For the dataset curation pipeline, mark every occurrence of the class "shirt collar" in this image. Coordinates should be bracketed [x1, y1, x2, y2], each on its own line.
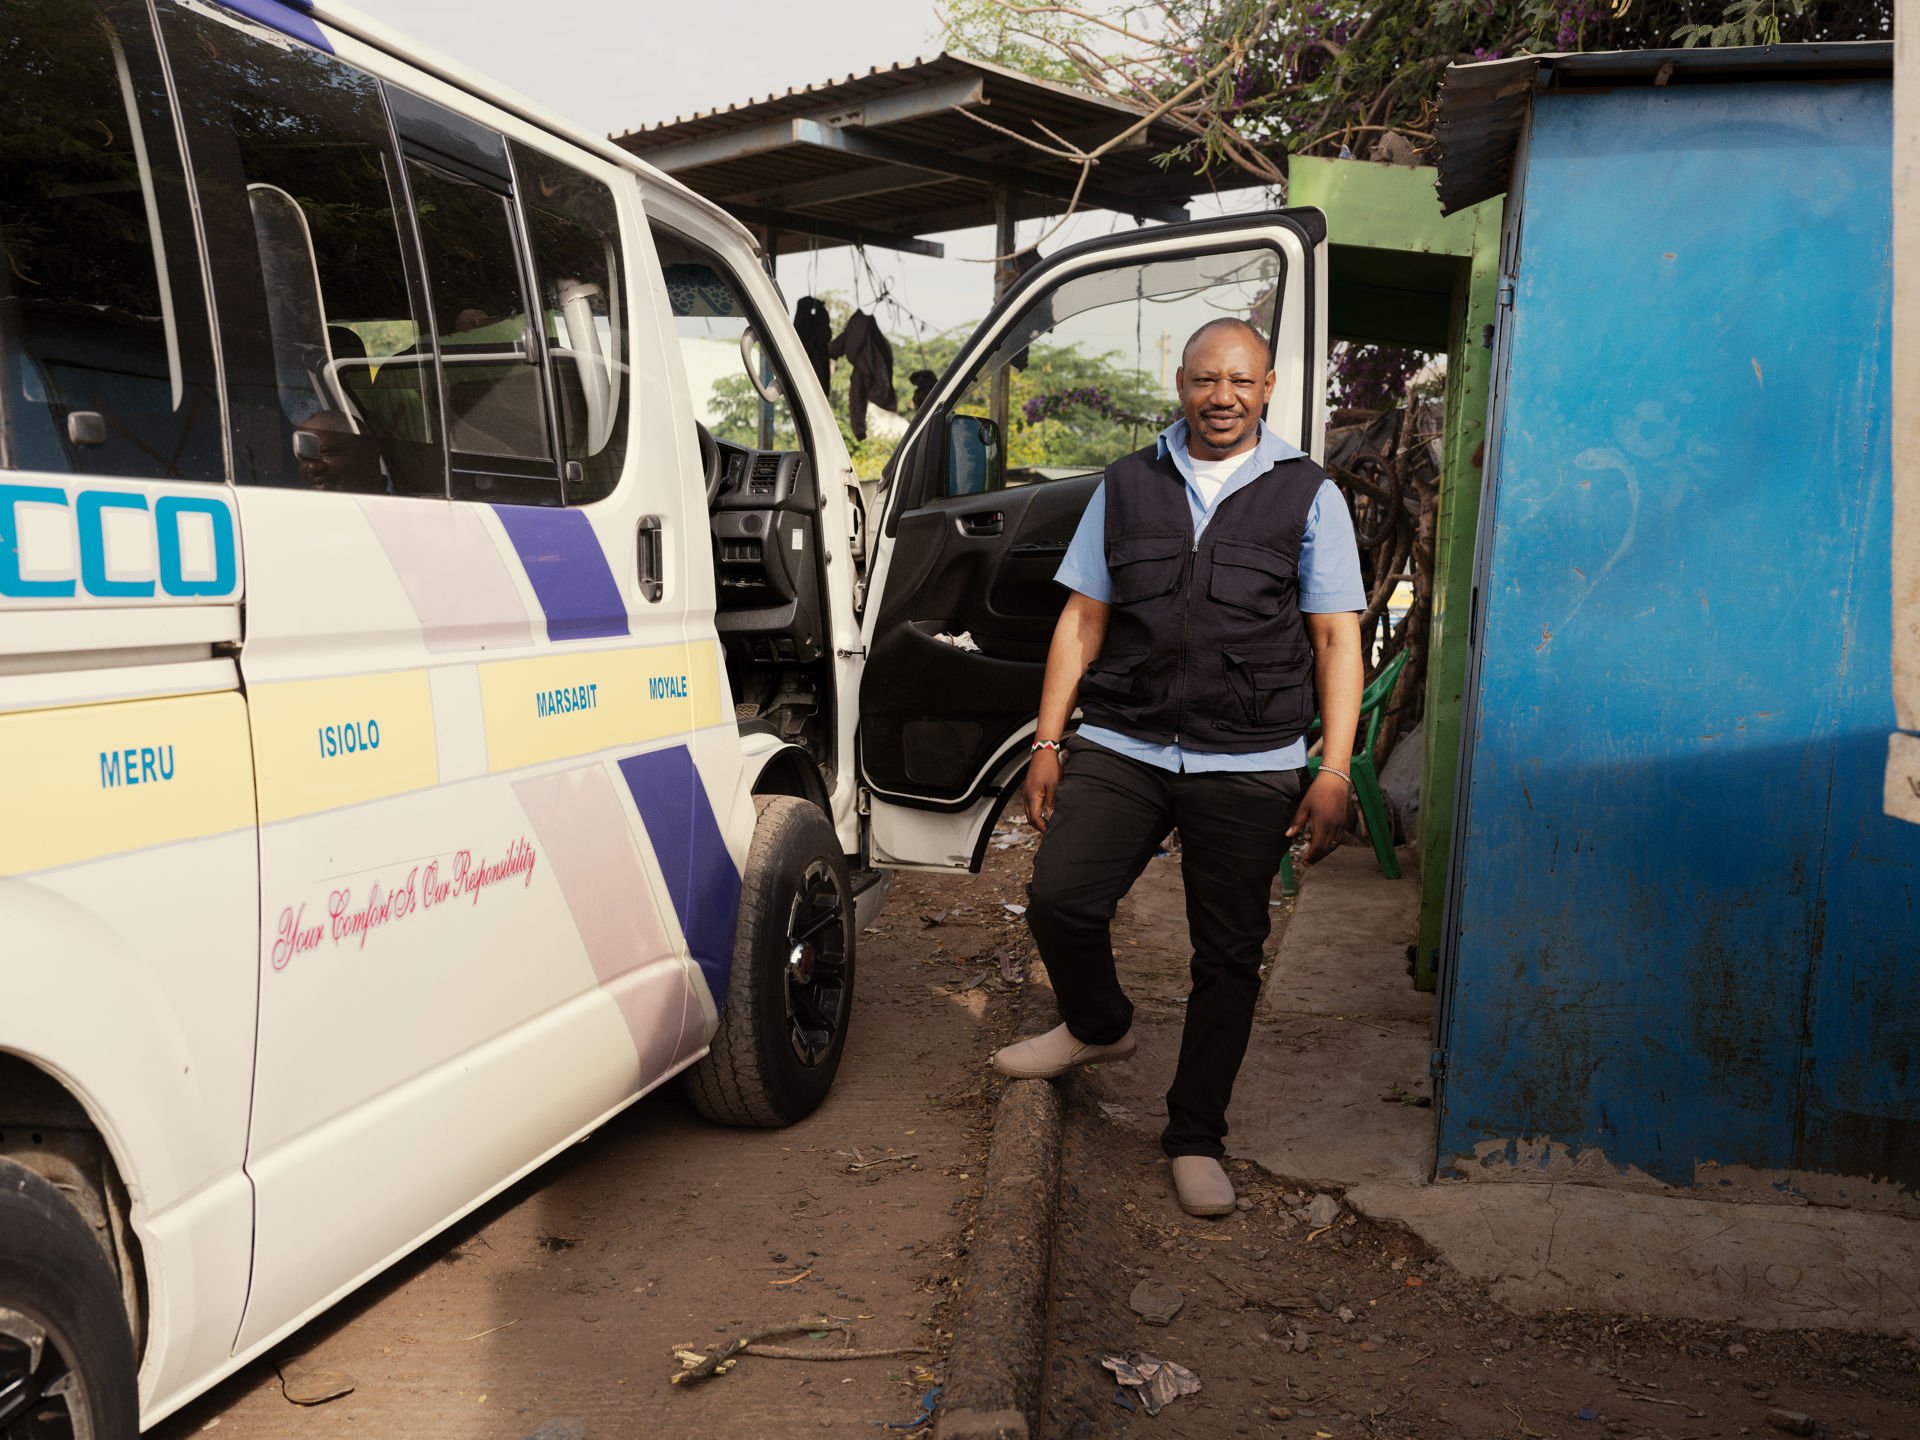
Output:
[1157, 417, 1303, 471]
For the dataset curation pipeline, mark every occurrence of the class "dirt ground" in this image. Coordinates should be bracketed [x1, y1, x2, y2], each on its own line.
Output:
[150, 817, 1920, 1440]
[152, 834, 1045, 1440]
[1037, 841, 1920, 1440]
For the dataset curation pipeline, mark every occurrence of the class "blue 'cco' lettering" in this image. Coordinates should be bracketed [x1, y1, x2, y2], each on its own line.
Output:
[100, 745, 176, 788]
[648, 675, 688, 700]
[317, 719, 382, 758]
[536, 683, 599, 718]
[0, 485, 237, 600]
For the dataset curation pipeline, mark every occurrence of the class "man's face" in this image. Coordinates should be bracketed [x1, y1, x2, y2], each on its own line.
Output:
[1176, 328, 1276, 459]
[295, 419, 380, 491]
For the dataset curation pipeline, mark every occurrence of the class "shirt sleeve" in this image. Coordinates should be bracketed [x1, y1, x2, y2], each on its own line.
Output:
[1298, 479, 1367, 613]
[1052, 482, 1112, 603]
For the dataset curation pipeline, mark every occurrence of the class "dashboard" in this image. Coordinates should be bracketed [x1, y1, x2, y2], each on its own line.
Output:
[709, 441, 825, 664]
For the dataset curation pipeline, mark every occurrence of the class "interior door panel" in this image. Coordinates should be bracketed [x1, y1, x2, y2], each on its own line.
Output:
[860, 474, 1101, 800]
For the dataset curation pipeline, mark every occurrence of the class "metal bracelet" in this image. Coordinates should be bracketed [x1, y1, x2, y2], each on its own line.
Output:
[1317, 764, 1353, 788]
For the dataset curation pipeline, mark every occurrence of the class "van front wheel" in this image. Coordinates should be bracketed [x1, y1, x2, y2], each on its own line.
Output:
[685, 796, 855, 1127]
[0, 1158, 139, 1440]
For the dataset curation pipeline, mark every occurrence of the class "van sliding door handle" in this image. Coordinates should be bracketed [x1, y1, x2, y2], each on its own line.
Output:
[956, 510, 1004, 538]
[637, 515, 665, 603]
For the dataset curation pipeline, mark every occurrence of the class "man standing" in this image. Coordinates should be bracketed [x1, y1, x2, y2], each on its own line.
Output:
[992, 318, 1365, 1218]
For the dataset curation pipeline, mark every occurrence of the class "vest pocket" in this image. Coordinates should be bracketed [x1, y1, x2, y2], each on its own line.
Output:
[1221, 642, 1309, 727]
[1107, 535, 1187, 603]
[1079, 649, 1149, 707]
[1208, 538, 1295, 616]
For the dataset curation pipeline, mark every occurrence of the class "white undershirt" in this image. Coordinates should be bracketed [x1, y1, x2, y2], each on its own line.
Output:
[1187, 452, 1246, 508]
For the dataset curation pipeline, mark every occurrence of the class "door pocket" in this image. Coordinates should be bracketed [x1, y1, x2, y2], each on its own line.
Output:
[1208, 538, 1295, 616]
[1107, 535, 1187, 604]
[1078, 649, 1149, 707]
[1221, 643, 1309, 726]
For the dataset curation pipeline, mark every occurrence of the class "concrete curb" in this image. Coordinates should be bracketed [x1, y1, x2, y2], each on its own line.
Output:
[936, 991, 1064, 1440]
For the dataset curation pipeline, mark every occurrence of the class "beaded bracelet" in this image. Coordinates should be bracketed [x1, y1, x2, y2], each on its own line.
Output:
[1317, 765, 1353, 788]
[1031, 739, 1064, 754]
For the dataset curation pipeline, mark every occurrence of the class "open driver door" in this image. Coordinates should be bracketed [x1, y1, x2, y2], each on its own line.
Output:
[856, 212, 1328, 869]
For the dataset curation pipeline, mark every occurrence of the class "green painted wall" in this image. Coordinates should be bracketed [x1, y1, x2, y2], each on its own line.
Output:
[1289, 157, 1503, 991]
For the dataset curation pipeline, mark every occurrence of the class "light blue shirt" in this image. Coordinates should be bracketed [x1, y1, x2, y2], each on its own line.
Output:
[1054, 418, 1366, 773]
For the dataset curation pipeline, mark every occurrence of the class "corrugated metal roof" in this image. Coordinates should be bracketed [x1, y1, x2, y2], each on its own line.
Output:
[613, 53, 1275, 254]
[1435, 42, 1893, 215]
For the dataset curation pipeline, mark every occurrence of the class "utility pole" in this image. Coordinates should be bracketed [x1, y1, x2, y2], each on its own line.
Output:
[989, 186, 1015, 449]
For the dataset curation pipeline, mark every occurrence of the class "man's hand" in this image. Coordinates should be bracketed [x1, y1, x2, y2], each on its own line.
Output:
[1024, 748, 1064, 831]
[1286, 771, 1351, 865]
[1022, 592, 1109, 835]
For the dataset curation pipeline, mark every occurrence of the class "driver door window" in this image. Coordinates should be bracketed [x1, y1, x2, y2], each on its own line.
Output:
[935, 247, 1285, 497]
[653, 230, 802, 453]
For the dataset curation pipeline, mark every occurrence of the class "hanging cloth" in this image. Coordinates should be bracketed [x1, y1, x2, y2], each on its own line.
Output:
[828, 310, 896, 441]
[793, 296, 832, 391]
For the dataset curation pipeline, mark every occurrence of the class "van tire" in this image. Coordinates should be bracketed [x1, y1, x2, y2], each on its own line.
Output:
[0, 1158, 139, 1440]
[685, 796, 854, 1127]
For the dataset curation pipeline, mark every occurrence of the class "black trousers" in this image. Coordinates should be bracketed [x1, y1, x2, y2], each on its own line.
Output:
[1025, 740, 1303, 1159]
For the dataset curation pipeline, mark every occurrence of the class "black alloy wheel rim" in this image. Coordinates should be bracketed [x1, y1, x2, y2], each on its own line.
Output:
[783, 859, 849, 1067]
[0, 1308, 90, 1440]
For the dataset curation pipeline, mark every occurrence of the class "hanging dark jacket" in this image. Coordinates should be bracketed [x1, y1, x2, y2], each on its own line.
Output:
[828, 310, 896, 441]
[1077, 443, 1326, 753]
[793, 296, 832, 391]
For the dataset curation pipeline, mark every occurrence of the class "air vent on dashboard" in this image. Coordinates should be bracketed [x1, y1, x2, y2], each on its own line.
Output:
[747, 454, 782, 498]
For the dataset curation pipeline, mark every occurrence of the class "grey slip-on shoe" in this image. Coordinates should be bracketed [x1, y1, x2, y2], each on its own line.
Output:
[1170, 1155, 1236, 1217]
[991, 1023, 1137, 1079]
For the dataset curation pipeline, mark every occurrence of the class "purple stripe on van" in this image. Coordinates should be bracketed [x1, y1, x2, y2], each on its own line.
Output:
[211, 0, 331, 49]
[491, 506, 630, 643]
[617, 747, 741, 1005]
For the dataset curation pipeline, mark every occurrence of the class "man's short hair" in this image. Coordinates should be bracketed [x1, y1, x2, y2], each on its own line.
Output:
[1181, 317, 1272, 367]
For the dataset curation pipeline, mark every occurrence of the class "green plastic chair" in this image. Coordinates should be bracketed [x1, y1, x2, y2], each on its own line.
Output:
[1280, 646, 1409, 896]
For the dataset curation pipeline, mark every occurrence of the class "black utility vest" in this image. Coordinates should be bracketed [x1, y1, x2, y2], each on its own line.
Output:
[1078, 443, 1324, 754]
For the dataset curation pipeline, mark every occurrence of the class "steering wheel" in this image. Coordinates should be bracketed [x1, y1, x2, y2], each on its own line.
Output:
[696, 420, 722, 507]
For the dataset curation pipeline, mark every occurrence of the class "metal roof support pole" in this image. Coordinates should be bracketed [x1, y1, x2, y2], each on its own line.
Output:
[990, 185, 1015, 447]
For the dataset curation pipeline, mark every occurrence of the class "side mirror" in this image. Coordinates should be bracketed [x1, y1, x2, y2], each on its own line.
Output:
[292, 429, 324, 462]
[739, 327, 784, 405]
[946, 413, 1001, 496]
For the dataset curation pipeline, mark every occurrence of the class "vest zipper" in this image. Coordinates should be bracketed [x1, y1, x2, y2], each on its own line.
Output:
[1171, 537, 1199, 746]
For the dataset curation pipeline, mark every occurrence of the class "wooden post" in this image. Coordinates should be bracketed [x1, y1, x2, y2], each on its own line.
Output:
[989, 187, 1015, 446]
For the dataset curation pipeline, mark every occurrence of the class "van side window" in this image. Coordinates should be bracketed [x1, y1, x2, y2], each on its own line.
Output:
[385, 89, 558, 507]
[513, 144, 628, 505]
[0, 0, 223, 480]
[158, 0, 445, 495]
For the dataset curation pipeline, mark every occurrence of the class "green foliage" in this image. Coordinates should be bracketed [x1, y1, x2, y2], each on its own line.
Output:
[1672, 0, 1813, 46]
[936, 0, 1098, 82]
[943, 0, 1892, 180]
[964, 344, 1172, 471]
[708, 302, 1177, 480]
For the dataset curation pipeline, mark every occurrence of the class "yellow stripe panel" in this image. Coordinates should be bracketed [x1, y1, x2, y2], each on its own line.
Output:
[688, 640, 724, 729]
[479, 639, 725, 773]
[249, 671, 439, 823]
[0, 691, 256, 874]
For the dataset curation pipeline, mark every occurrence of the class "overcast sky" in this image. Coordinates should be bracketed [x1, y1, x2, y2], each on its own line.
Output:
[371, 0, 1258, 333]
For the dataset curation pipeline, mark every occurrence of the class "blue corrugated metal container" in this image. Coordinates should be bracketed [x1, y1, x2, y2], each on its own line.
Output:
[1433, 46, 1917, 1213]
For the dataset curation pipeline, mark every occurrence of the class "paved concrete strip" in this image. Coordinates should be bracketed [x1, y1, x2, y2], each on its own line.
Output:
[1347, 1180, 1920, 1338]
[1260, 846, 1424, 1021]
[1233, 845, 1435, 1187]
